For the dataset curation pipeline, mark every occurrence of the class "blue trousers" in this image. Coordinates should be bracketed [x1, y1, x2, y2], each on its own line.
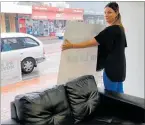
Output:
[103, 71, 124, 93]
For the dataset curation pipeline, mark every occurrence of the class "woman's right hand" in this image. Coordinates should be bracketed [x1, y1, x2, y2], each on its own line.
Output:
[62, 39, 73, 51]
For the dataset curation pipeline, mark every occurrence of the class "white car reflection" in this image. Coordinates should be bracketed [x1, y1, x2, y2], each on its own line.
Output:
[1, 33, 46, 74]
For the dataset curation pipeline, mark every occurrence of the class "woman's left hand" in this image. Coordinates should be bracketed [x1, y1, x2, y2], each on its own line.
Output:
[62, 39, 73, 51]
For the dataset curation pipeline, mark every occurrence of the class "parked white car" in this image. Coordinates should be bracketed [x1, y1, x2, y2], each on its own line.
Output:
[55, 29, 65, 39]
[1, 33, 46, 74]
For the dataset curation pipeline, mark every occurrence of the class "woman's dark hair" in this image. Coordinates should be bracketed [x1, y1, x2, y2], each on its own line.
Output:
[105, 2, 119, 13]
[105, 2, 124, 31]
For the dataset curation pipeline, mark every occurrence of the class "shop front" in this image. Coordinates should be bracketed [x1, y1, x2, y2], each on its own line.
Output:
[0, 13, 18, 33]
[23, 6, 84, 37]
[83, 14, 105, 25]
[1, 2, 32, 33]
[83, 10, 105, 25]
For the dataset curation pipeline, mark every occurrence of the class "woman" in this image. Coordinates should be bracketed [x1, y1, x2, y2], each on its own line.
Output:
[62, 2, 127, 93]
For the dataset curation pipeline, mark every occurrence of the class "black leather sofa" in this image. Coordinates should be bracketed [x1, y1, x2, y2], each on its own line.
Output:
[2, 75, 145, 125]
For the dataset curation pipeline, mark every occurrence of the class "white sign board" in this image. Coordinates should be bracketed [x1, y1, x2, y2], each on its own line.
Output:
[1, 53, 22, 86]
[57, 21, 105, 85]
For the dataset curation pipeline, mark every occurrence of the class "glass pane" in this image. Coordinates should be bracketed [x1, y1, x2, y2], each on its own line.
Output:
[1, 38, 24, 51]
[24, 37, 39, 47]
[1, 39, 12, 52]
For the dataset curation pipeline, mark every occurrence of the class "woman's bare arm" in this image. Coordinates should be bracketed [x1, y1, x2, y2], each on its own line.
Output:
[62, 38, 99, 50]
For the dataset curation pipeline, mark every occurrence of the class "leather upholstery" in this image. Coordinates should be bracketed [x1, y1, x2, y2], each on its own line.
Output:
[65, 75, 100, 123]
[14, 85, 73, 125]
[2, 75, 144, 125]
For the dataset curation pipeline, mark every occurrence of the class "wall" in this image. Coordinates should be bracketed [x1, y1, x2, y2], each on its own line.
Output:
[9, 14, 16, 32]
[1, 2, 32, 14]
[0, 13, 16, 33]
[118, 2, 144, 98]
[0, 14, 6, 32]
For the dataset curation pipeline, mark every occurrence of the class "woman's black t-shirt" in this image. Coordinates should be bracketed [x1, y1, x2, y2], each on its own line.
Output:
[94, 25, 127, 82]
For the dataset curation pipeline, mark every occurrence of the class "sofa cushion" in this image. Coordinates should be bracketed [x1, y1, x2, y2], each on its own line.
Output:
[14, 85, 74, 125]
[65, 75, 100, 124]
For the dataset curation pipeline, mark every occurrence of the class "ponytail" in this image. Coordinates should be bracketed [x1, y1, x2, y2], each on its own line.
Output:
[114, 13, 125, 32]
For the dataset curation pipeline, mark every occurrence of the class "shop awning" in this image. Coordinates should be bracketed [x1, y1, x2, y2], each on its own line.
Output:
[31, 6, 84, 20]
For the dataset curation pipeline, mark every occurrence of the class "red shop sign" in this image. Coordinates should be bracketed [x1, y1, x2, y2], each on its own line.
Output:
[32, 11, 83, 20]
[32, 5, 84, 14]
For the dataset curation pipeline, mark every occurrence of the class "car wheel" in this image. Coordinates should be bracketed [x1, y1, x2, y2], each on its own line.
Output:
[21, 58, 35, 74]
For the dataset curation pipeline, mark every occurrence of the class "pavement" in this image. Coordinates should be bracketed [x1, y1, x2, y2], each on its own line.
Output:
[37, 36, 58, 40]
[37, 36, 62, 44]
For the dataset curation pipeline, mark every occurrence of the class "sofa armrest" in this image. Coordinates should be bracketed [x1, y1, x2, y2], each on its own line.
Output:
[98, 87, 145, 123]
[98, 87, 145, 109]
[11, 101, 19, 120]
